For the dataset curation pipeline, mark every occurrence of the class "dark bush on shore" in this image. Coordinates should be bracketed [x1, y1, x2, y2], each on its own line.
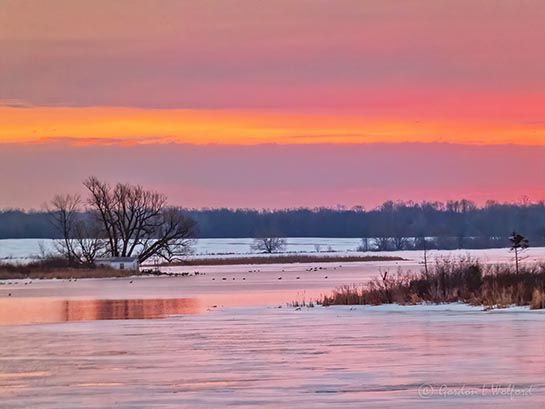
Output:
[0, 257, 140, 279]
[0, 256, 73, 278]
[320, 257, 545, 309]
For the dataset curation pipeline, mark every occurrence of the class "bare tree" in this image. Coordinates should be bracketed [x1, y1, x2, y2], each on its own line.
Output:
[50, 194, 79, 264]
[49, 194, 106, 265]
[357, 238, 370, 252]
[136, 208, 196, 263]
[392, 235, 408, 251]
[374, 236, 392, 251]
[419, 237, 430, 279]
[252, 236, 287, 254]
[509, 231, 529, 274]
[83, 177, 196, 263]
[50, 178, 196, 265]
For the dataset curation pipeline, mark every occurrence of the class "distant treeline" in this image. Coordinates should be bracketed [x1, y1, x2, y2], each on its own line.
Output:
[1, 200, 544, 249]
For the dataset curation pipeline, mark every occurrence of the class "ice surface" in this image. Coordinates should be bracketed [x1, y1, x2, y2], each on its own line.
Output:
[1, 305, 544, 408]
[1, 246, 545, 408]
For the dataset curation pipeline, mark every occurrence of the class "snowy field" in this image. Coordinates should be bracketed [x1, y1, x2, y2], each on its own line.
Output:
[1, 237, 362, 262]
[3, 237, 545, 265]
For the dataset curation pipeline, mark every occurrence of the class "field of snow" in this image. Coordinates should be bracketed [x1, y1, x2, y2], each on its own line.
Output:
[3, 237, 545, 266]
[0, 238, 364, 263]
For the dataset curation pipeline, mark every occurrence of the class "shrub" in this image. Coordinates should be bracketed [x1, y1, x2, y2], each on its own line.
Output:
[319, 257, 545, 309]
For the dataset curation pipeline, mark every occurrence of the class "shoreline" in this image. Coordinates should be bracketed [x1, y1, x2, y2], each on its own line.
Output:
[0, 254, 405, 280]
[161, 254, 405, 266]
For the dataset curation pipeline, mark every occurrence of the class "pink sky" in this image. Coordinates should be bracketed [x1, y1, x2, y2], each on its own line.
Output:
[1, 1, 544, 208]
[0, 142, 543, 210]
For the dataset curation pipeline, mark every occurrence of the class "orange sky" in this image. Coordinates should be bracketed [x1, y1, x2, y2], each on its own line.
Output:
[2, 106, 545, 146]
[1, 1, 545, 208]
[2, 1, 545, 148]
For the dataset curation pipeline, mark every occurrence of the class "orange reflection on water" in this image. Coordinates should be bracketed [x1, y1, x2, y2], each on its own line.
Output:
[0, 298, 201, 325]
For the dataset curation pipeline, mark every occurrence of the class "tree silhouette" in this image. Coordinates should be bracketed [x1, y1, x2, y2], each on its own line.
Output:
[50, 177, 196, 264]
[252, 236, 286, 253]
[509, 231, 529, 274]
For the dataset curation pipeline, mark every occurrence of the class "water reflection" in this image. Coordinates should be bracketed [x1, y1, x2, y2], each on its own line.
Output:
[0, 298, 201, 325]
[2, 306, 545, 408]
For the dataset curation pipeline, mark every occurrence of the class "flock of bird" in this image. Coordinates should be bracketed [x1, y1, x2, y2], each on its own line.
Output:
[2, 264, 344, 297]
[209, 264, 343, 282]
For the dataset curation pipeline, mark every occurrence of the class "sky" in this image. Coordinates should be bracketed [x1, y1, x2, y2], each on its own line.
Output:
[1, 0, 544, 209]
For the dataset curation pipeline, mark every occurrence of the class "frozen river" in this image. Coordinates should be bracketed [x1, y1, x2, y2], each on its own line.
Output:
[1, 250, 545, 408]
[1, 302, 543, 408]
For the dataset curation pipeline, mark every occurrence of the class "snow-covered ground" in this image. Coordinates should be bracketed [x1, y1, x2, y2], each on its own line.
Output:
[0, 237, 362, 262]
[2, 237, 545, 265]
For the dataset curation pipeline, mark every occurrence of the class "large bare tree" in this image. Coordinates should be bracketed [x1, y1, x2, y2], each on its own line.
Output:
[83, 177, 196, 263]
[50, 177, 196, 264]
